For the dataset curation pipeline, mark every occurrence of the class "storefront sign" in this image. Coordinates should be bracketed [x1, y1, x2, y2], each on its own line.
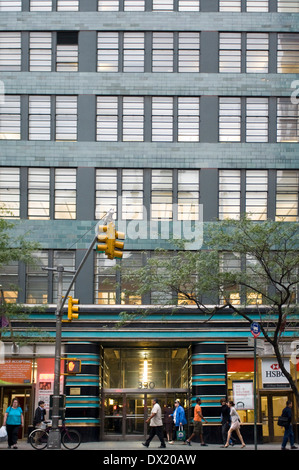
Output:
[0, 359, 32, 384]
[232, 380, 254, 409]
[262, 358, 290, 389]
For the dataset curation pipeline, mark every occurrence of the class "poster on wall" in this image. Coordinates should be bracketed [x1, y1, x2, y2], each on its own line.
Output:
[0, 359, 32, 385]
[232, 380, 254, 409]
[262, 358, 290, 389]
[36, 358, 64, 412]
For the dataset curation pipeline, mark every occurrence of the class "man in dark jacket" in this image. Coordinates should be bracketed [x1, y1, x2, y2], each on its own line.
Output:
[281, 400, 297, 450]
[33, 401, 47, 428]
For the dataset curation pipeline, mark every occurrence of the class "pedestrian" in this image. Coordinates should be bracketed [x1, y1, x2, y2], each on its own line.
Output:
[184, 397, 208, 446]
[220, 398, 236, 447]
[3, 398, 24, 449]
[33, 400, 47, 428]
[142, 398, 166, 448]
[224, 401, 245, 448]
[163, 403, 173, 442]
[168, 399, 187, 444]
[281, 400, 297, 450]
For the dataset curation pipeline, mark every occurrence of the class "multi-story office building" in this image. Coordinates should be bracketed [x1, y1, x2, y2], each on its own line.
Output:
[0, 0, 298, 443]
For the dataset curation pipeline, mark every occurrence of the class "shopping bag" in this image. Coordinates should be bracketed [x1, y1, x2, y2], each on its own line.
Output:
[0, 425, 7, 442]
[176, 426, 186, 441]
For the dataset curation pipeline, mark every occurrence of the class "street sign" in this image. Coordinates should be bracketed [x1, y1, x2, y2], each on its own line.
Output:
[251, 322, 261, 338]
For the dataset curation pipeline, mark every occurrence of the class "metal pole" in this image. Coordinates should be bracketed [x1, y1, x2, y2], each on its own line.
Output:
[47, 265, 64, 449]
[254, 336, 257, 450]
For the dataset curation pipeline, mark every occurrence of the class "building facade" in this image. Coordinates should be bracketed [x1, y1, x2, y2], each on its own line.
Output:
[0, 0, 299, 443]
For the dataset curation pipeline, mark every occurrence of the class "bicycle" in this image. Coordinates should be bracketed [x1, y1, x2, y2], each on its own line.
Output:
[29, 420, 81, 450]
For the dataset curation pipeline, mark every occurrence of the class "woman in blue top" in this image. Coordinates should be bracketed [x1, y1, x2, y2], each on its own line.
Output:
[3, 398, 24, 449]
[169, 400, 187, 444]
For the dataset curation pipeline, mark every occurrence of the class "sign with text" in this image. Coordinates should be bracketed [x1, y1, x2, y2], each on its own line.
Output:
[232, 380, 254, 409]
[262, 358, 290, 389]
[0, 359, 32, 385]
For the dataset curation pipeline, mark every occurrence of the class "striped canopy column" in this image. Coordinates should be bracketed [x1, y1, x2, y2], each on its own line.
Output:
[191, 342, 227, 422]
[64, 342, 100, 434]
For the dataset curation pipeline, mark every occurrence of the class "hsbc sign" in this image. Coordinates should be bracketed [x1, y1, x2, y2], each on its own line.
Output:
[262, 359, 290, 389]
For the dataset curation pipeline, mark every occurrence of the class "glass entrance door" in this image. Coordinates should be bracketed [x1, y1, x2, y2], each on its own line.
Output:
[260, 392, 292, 442]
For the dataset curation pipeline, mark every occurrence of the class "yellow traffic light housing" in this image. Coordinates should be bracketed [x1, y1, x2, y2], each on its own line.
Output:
[97, 221, 125, 260]
[65, 358, 81, 375]
[67, 296, 79, 321]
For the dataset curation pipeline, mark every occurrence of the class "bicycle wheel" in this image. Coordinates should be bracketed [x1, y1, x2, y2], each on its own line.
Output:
[29, 429, 49, 450]
[61, 429, 81, 450]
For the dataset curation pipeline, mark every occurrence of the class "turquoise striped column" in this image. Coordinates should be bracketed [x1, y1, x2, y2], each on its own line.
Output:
[64, 342, 100, 433]
[191, 342, 227, 423]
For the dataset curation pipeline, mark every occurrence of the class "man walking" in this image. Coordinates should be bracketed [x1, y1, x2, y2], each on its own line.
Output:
[281, 400, 297, 450]
[184, 398, 208, 446]
[142, 398, 166, 448]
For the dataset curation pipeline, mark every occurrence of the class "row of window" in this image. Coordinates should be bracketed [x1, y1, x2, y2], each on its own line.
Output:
[1, 31, 299, 73]
[1, 167, 298, 221]
[1, 95, 298, 143]
[1, 248, 297, 306]
[1, 0, 298, 12]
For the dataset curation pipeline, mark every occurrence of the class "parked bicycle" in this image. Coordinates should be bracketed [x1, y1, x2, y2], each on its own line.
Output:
[29, 420, 81, 450]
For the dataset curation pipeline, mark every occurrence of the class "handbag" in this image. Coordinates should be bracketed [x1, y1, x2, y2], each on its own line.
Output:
[176, 425, 186, 441]
[277, 415, 289, 427]
[0, 425, 8, 442]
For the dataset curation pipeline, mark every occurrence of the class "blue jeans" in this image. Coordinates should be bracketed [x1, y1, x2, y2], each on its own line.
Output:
[282, 425, 295, 449]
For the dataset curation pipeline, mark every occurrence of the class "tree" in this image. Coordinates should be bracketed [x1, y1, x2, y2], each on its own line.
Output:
[0, 210, 44, 347]
[120, 217, 299, 406]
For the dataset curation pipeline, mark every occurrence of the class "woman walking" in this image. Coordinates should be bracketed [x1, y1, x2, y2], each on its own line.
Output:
[224, 401, 245, 448]
[3, 398, 24, 449]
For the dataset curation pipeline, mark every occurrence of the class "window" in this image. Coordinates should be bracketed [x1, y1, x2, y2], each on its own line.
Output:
[219, 170, 241, 220]
[0, 95, 21, 140]
[152, 33, 174, 72]
[124, 0, 145, 10]
[245, 170, 268, 220]
[0, 167, 20, 218]
[152, 97, 173, 142]
[219, 33, 242, 73]
[151, 169, 173, 220]
[178, 97, 200, 142]
[120, 252, 143, 304]
[220, 252, 241, 305]
[152, 0, 173, 10]
[30, 0, 52, 10]
[55, 96, 77, 141]
[219, 0, 241, 11]
[0, 261, 18, 303]
[57, 0, 79, 10]
[123, 32, 144, 72]
[178, 32, 200, 72]
[54, 168, 76, 219]
[26, 251, 49, 304]
[246, 97, 268, 142]
[122, 169, 144, 220]
[97, 32, 119, 72]
[122, 96, 144, 141]
[96, 96, 118, 141]
[29, 32, 52, 72]
[0, 32, 21, 72]
[29, 96, 51, 140]
[277, 97, 299, 143]
[246, 33, 269, 73]
[56, 32, 78, 72]
[246, 0, 268, 11]
[278, 0, 299, 12]
[219, 97, 241, 142]
[178, 170, 200, 220]
[94, 253, 116, 304]
[98, 0, 119, 10]
[178, 0, 200, 10]
[28, 168, 50, 219]
[276, 170, 299, 221]
[0, 0, 22, 10]
[52, 251, 75, 302]
[95, 169, 117, 220]
[277, 34, 299, 73]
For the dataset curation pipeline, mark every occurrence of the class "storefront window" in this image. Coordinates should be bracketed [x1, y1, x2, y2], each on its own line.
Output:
[227, 358, 255, 424]
[103, 348, 188, 389]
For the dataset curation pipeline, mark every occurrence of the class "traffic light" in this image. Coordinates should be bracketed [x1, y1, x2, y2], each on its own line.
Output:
[97, 222, 125, 260]
[65, 359, 81, 375]
[67, 296, 79, 321]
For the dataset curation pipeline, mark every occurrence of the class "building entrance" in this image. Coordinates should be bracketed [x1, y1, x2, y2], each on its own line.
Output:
[260, 391, 293, 442]
[0, 386, 32, 438]
[101, 391, 189, 440]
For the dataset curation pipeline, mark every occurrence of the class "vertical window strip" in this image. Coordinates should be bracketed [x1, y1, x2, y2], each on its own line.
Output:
[246, 97, 268, 143]
[53, 251, 75, 302]
[178, 169, 200, 220]
[123, 32, 145, 72]
[30, 0, 53, 11]
[152, 32, 174, 72]
[26, 251, 49, 304]
[151, 169, 173, 220]
[54, 168, 76, 219]
[56, 0, 79, 10]
[95, 168, 118, 220]
[55, 96, 77, 141]
[0, 261, 18, 302]
[122, 169, 144, 220]
[0, 95, 21, 140]
[219, 97, 241, 142]
[219, 170, 241, 220]
[0, 0, 22, 10]
[178, 32, 200, 72]
[29, 32, 52, 72]
[152, 0, 174, 10]
[152, 97, 173, 142]
[219, 0, 241, 12]
[246, 0, 268, 11]
[178, 97, 200, 142]
[28, 168, 50, 219]
[97, 32, 119, 72]
[0, 167, 20, 218]
[94, 253, 117, 304]
[276, 170, 299, 221]
[277, 0, 299, 12]
[277, 97, 299, 143]
[124, 0, 145, 11]
[98, 0, 119, 10]
[277, 33, 299, 73]
[122, 96, 144, 141]
[219, 33, 242, 73]
[246, 33, 269, 73]
[96, 96, 118, 141]
[29, 95, 51, 140]
[0, 32, 21, 72]
[178, 0, 200, 11]
[245, 170, 268, 220]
